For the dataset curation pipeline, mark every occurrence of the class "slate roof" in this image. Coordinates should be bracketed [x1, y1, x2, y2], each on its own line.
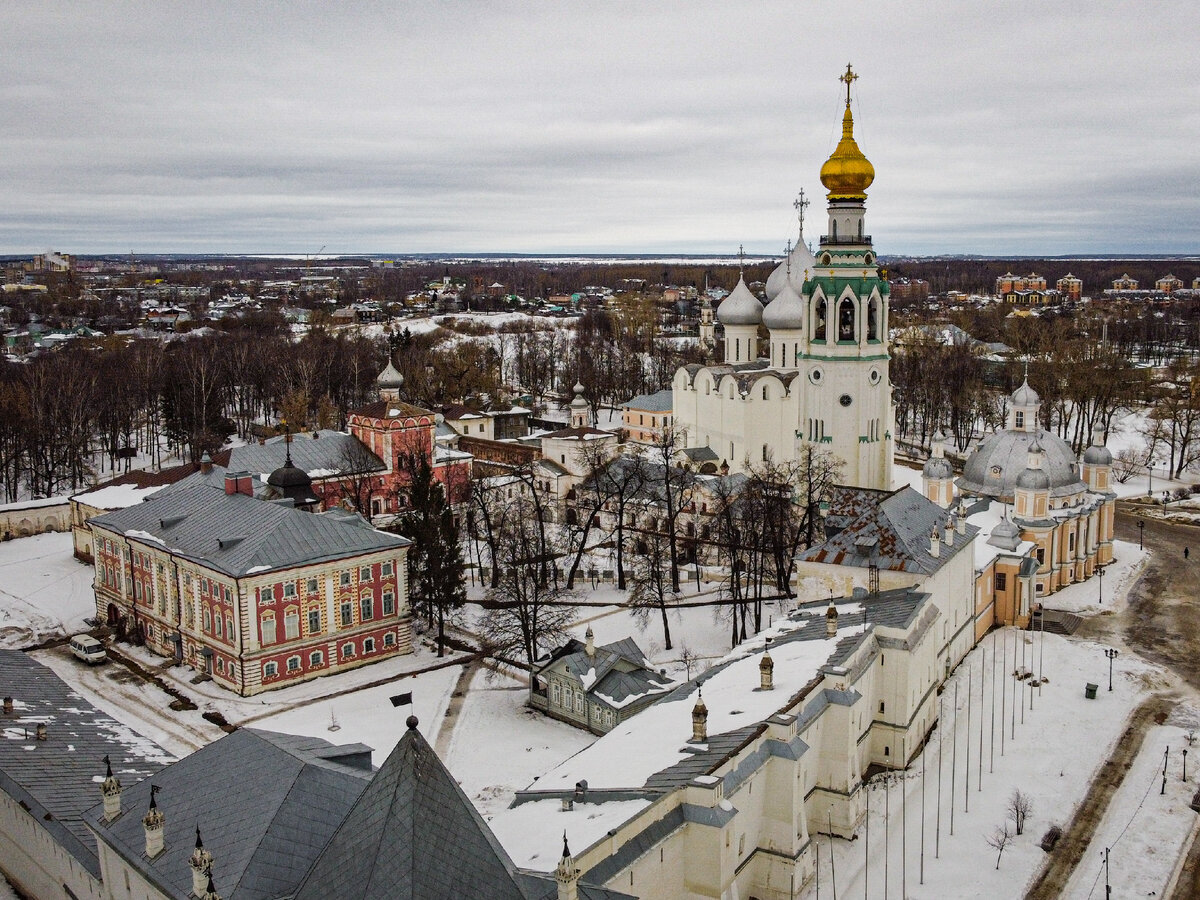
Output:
[293, 721, 630, 900]
[74, 452, 234, 496]
[0, 650, 171, 877]
[541, 637, 674, 708]
[83, 729, 373, 899]
[800, 486, 977, 575]
[230, 430, 385, 478]
[90, 482, 409, 578]
[622, 389, 673, 412]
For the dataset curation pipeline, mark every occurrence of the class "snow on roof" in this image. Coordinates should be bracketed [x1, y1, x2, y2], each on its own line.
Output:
[72, 482, 164, 510]
[0, 495, 71, 512]
[966, 500, 1036, 570]
[488, 798, 652, 873]
[532, 612, 866, 793]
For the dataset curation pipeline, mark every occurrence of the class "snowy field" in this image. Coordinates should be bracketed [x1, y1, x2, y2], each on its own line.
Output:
[801, 630, 1192, 899]
[0, 532, 95, 648]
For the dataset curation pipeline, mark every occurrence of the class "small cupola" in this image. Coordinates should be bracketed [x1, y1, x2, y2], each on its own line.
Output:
[376, 360, 404, 403]
[690, 690, 708, 743]
[101, 754, 122, 821]
[189, 827, 214, 896]
[201, 873, 223, 900]
[759, 639, 775, 690]
[142, 785, 165, 858]
[569, 382, 590, 429]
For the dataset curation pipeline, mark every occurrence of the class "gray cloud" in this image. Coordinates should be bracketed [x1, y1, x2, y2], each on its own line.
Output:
[2, 1, 1198, 255]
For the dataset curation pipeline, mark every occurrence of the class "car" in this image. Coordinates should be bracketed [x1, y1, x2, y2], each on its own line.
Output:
[69, 634, 106, 665]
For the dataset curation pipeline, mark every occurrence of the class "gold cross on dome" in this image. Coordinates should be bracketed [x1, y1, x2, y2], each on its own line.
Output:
[840, 63, 858, 106]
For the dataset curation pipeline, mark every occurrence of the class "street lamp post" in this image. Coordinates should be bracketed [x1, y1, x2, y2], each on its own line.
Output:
[1098, 566, 1104, 605]
[1137, 519, 1145, 551]
[1105, 647, 1119, 691]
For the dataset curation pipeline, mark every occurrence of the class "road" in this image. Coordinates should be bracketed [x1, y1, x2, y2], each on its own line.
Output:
[1075, 503, 1200, 900]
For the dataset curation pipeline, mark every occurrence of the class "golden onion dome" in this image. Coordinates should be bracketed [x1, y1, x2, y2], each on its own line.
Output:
[819, 103, 875, 200]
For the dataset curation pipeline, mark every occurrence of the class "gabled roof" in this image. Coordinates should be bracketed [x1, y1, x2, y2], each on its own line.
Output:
[231, 431, 385, 479]
[351, 399, 433, 421]
[0, 651, 171, 878]
[622, 389, 673, 412]
[294, 722, 627, 899]
[540, 637, 674, 708]
[90, 482, 408, 578]
[800, 486, 977, 575]
[84, 729, 372, 899]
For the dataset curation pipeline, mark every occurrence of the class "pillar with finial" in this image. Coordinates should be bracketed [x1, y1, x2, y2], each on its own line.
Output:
[555, 832, 581, 900]
[584, 625, 595, 659]
[201, 873, 223, 900]
[691, 689, 708, 743]
[759, 639, 774, 691]
[142, 784, 165, 858]
[189, 827, 214, 896]
[826, 598, 839, 637]
[101, 754, 122, 821]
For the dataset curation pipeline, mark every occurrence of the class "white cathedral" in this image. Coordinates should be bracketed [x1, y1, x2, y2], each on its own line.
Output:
[673, 68, 893, 491]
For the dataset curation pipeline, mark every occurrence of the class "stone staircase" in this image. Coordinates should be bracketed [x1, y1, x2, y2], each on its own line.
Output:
[1036, 609, 1084, 636]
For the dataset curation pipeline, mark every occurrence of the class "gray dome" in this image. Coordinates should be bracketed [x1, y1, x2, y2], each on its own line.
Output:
[1015, 466, 1050, 491]
[959, 428, 1086, 501]
[1083, 444, 1113, 466]
[1011, 378, 1039, 407]
[376, 360, 404, 389]
[762, 281, 806, 331]
[717, 276, 764, 326]
[923, 456, 954, 480]
[765, 240, 818, 301]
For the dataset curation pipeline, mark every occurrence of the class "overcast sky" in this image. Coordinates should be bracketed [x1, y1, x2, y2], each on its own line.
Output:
[3, 2, 1198, 256]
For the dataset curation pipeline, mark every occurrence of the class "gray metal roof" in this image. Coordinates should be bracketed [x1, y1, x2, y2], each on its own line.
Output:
[293, 722, 628, 899]
[544, 637, 673, 708]
[959, 427, 1086, 501]
[800, 486, 977, 576]
[622, 389, 673, 412]
[83, 729, 373, 900]
[0, 651, 172, 877]
[230, 431, 385, 479]
[90, 482, 408, 578]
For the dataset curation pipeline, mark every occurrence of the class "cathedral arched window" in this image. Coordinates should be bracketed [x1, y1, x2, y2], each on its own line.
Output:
[831, 220, 838, 240]
[762, 384, 769, 401]
[867, 297, 879, 341]
[838, 298, 856, 342]
[814, 297, 827, 341]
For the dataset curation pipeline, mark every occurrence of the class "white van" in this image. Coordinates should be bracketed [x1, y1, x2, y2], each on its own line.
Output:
[69, 635, 106, 665]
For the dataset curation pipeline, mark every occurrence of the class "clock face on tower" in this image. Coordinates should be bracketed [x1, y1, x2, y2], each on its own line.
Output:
[839, 394, 853, 408]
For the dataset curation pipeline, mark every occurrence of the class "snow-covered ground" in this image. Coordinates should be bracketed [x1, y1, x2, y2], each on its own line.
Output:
[0, 532, 95, 648]
[801, 630, 1190, 899]
[1040, 539, 1148, 615]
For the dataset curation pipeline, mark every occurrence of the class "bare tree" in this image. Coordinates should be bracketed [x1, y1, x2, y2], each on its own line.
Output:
[628, 526, 679, 650]
[986, 823, 1013, 869]
[333, 436, 385, 513]
[1008, 789, 1033, 836]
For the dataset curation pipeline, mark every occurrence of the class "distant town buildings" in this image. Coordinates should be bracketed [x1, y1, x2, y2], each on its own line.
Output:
[995, 272, 1046, 294]
[1055, 272, 1083, 301]
[1156, 273, 1184, 293]
[1112, 273, 1139, 290]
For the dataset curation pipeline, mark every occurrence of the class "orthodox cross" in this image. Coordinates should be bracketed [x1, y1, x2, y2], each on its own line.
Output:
[785, 239, 793, 276]
[738, 243, 745, 277]
[840, 63, 858, 106]
[793, 189, 810, 236]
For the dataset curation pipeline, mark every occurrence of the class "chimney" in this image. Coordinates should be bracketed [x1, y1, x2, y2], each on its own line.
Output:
[691, 691, 708, 743]
[3, 696, 13, 715]
[826, 600, 839, 637]
[555, 833, 580, 900]
[943, 519, 954, 546]
[199, 452, 213, 475]
[101, 755, 122, 821]
[956, 512, 967, 534]
[35, 722, 46, 741]
[584, 626, 595, 659]
[143, 786, 165, 858]
[224, 471, 253, 497]
[759, 640, 774, 691]
[189, 827, 214, 897]
[929, 528, 941, 558]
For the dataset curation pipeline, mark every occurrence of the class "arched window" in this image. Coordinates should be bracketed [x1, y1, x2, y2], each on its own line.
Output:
[814, 297, 827, 340]
[831, 220, 838, 240]
[838, 298, 856, 341]
[310, 650, 323, 666]
[762, 384, 769, 400]
[867, 297, 879, 341]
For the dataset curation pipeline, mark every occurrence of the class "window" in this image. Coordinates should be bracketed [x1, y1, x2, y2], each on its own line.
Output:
[1036, 548, 1045, 564]
[284, 609, 300, 640]
[361, 596, 374, 621]
[879, 701, 886, 713]
[342, 643, 355, 659]
[307, 578, 319, 593]
[203, 609, 211, 631]
[260, 586, 273, 603]
[264, 662, 277, 678]
[382, 562, 393, 577]
[261, 612, 277, 645]
[226, 616, 233, 639]
[340, 602, 353, 627]
[360, 566, 372, 582]
[995, 572, 1007, 591]
[383, 632, 395, 648]
[310, 651, 323, 666]
[364, 638, 375, 653]
[1015, 411, 1024, 428]
[287, 656, 300, 673]
[183, 573, 191, 587]
[575, 691, 584, 713]
[552, 682, 561, 706]
[215, 615, 223, 638]
[308, 609, 321, 634]
[382, 591, 395, 616]
[340, 571, 351, 587]
[283, 583, 296, 598]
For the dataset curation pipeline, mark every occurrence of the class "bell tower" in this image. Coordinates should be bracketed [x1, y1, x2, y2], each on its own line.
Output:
[799, 65, 892, 491]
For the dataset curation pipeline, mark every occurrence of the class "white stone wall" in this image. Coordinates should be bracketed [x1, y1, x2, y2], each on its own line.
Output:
[0, 789, 104, 900]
